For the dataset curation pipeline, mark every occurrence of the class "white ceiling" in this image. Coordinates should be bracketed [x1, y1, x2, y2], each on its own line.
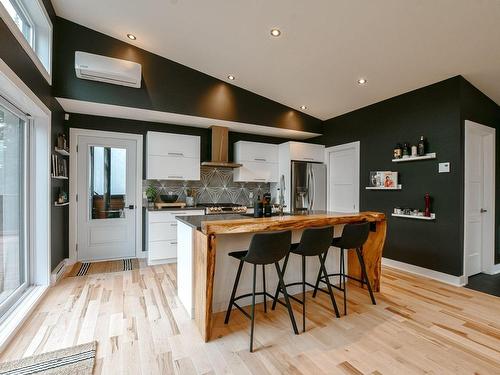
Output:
[52, 0, 500, 120]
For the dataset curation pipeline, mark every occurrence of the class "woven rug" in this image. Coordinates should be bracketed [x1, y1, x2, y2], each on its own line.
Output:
[0, 341, 96, 375]
[67, 258, 139, 277]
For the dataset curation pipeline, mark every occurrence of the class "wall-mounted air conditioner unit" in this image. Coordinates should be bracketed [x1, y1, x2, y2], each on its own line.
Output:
[75, 51, 142, 88]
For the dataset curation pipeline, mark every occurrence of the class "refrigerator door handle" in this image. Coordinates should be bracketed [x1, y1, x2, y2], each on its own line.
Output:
[307, 164, 313, 209]
[310, 166, 315, 210]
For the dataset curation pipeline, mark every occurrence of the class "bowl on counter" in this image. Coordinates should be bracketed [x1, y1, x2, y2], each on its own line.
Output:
[160, 194, 178, 203]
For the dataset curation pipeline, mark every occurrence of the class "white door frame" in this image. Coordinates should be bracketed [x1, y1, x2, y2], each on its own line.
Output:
[69, 128, 143, 261]
[325, 141, 360, 213]
[463, 120, 496, 280]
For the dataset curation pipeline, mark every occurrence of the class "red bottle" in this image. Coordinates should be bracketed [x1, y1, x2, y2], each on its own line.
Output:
[424, 193, 431, 217]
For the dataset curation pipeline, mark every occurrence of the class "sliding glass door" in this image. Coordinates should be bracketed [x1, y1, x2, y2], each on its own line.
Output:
[0, 97, 28, 319]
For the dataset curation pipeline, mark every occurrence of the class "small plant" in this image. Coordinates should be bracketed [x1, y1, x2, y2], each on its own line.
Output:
[146, 185, 158, 202]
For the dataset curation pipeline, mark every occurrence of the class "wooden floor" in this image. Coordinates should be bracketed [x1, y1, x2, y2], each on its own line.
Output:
[1, 264, 499, 375]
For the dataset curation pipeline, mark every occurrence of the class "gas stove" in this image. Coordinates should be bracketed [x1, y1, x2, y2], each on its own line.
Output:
[198, 203, 248, 215]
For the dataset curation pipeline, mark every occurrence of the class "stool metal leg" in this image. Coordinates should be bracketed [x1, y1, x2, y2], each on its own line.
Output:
[302, 255, 306, 332]
[274, 262, 299, 335]
[312, 250, 328, 298]
[250, 264, 257, 352]
[271, 252, 290, 310]
[341, 248, 347, 315]
[224, 259, 244, 324]
[355, 246, 376, 305]
[318, 254, 340, 318]
[262, 265, 267, 313]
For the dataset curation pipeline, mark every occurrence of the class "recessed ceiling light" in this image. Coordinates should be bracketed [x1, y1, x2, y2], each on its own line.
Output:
[300, 105, 307, 110]
[227, 75, 235, 81]
[270, 28, 281, 37]
[357, 78, 367, 85]
[127, 34, 137, 40]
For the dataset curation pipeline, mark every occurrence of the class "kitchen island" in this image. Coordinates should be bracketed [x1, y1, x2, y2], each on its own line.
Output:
[176, 211, 386, 342]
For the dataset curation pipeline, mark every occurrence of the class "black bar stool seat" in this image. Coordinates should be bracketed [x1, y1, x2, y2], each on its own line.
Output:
[228, 250, 248, 259]
[272, 226, 340, 332]
[224, 230, 299, 352]
[313, 222, 376, 315]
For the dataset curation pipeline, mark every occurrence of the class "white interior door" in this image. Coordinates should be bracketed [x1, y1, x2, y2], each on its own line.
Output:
[464, 121, 495, 277]
[326, 142, 360, 212]
[76, 135, 137, 261]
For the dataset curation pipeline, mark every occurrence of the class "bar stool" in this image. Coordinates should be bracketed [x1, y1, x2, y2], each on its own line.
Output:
[224, 230, 299, 352]
[313, 222, 376, 315]
[271, 226, 340, 332]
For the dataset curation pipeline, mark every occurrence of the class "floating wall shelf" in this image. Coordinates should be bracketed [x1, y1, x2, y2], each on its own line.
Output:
[54, 202, 70, 207]
[366, 184, 402, 190]
[392, 153, 436, 163]
[392, 213, 435, 220]
[54, 148, 70, 156]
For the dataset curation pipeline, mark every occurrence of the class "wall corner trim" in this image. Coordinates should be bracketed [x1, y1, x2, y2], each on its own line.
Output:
[382, 258, 466, 286]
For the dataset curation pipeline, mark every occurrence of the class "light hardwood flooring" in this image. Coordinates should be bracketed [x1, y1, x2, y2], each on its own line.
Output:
[1, 264, 499, 374]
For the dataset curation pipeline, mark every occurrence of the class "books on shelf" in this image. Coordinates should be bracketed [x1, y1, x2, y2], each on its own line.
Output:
[51, 154, 68, 178]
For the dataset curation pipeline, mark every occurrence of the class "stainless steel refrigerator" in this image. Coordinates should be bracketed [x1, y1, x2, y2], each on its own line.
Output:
[291, 161, 326, 211]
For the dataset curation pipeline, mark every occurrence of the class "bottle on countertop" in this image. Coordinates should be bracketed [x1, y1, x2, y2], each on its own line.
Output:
[418, 136, 426, 156]
[263, 192, 272, 217]
[254, 194, 263, 218]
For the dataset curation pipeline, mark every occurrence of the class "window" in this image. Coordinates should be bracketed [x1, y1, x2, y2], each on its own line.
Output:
[0, 0, 52, 81]
[0, 96, 28, 319]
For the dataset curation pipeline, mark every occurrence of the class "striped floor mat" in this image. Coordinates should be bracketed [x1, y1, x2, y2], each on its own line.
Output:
[67, 258, 140, 277]
[0, 341, 96, 374]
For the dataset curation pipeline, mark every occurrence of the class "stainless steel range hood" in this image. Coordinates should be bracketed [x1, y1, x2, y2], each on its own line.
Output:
[201, 126, 242, 168]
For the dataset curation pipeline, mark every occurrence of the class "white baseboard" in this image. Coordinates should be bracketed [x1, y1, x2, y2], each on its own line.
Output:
[50, 258, 75, 285]
[382, 258, 466, 286]
[486, 263, 500, 275]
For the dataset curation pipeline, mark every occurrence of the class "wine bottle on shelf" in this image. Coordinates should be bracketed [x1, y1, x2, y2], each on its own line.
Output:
[418, 136, 426, 156]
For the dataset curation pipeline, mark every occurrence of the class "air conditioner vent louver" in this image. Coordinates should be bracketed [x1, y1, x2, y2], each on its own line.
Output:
[75, 51, 142, 88]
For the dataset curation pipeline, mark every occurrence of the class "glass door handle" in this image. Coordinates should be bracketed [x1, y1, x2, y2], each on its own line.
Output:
[480, 208, 487, 213]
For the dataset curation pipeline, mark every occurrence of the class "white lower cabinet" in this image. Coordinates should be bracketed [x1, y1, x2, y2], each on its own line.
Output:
[147, 210, 204, 265]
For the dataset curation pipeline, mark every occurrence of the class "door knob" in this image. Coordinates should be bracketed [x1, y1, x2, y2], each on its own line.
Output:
[480, 208, 487, 213]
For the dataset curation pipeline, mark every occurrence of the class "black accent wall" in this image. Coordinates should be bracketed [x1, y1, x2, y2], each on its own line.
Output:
[313, 77, 464, 276]
[313, 76, 500, 276]
[53, 18, 322, 135]
[0, 1, 68, 271]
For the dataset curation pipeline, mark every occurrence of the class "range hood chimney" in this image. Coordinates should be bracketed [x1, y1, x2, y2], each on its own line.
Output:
[201, 126, 242, 168]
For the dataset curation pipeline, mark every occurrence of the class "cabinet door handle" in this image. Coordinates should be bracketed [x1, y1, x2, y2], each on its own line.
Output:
[168, 175, 184, 179]
[167, 152, 184, 156]
[254, 178, 266, 181]
[170, 223, 177, 226]
[254, 158, 267, 162]
[303, 157, 314, 160]
[170, 241, 178, 245]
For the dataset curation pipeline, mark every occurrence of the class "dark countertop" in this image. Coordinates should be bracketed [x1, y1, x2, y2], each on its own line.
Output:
[176, 210, 342, 231]
[176, 214, 248, 229]
[146, 206, 206, 212]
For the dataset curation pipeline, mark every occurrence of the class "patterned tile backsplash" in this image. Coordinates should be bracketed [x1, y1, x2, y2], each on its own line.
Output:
[143, 166, 270, 206]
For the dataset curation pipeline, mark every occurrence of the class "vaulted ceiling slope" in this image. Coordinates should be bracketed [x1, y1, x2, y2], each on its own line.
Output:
[52, 0, 500, 121]
[53, 18, 322, 137]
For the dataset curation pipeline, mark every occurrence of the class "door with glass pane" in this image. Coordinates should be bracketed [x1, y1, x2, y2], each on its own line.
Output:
[77, 135, 136, 261]
[0, 98, 28, 318]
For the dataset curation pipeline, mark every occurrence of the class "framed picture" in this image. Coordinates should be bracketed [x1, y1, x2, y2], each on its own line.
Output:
[369, 171, 398, 188]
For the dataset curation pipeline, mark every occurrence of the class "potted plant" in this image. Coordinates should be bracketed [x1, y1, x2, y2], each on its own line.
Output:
[146, 185, 158, 205]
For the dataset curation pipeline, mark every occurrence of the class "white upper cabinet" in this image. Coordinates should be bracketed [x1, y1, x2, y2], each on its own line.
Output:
[146, 131, 200, 180]
[233, 141, 279, 182]
[286, 141, 325, 162]
[235, 141, 279, 163]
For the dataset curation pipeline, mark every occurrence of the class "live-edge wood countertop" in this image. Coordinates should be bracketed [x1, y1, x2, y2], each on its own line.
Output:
[177, 211, 385, 235]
